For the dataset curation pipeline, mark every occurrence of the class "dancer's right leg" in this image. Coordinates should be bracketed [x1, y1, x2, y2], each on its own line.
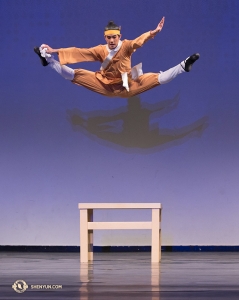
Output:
[47, 57, 75, 80]
[34, 46, 74, 80]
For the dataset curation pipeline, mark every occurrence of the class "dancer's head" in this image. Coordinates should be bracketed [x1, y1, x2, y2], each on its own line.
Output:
[104, 20, 122, 50]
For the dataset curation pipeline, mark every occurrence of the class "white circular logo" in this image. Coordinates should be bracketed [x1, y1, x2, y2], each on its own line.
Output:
[12, 280, 28, 293]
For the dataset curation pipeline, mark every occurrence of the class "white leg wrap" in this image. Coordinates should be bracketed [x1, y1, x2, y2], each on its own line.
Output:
[39, 46, 74, 80]
[158, 64, 185, 85]
[48, 59, 75, 80]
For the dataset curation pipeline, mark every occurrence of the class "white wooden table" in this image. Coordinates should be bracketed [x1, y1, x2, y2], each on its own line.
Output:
[78, 203, 162, 263]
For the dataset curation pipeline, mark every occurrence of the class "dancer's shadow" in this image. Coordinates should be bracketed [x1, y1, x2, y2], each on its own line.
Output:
[67, 93, 208, 153]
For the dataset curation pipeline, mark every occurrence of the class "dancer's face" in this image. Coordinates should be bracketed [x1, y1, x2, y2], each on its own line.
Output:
[105, 34, 122, 50]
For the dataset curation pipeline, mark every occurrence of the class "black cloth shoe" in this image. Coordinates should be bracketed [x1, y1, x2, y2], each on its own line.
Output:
[34, 47, 49, 66]
[181, 53, 200, 72]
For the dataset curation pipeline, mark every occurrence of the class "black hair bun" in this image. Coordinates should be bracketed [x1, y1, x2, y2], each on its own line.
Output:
[105, 20, 120, 31]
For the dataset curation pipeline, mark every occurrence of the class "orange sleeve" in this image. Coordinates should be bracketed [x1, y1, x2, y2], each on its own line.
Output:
[58, 45, 104, 65]
[128, 31, 155, 51]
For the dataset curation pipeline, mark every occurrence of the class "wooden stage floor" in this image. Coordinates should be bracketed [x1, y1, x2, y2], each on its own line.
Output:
[1, 252, 239, 299]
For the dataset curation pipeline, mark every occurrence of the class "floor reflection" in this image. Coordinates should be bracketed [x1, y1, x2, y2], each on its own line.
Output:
[1, 252, 239, 299]
[79, 259, 161, 300]
[151, 263, 161, 300]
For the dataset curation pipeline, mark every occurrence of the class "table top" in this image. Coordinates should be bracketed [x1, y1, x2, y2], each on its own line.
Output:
[78, 203, 162, 209]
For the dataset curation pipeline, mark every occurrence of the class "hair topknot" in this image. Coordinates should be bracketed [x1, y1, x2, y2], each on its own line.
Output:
[104, 20, 120, 31]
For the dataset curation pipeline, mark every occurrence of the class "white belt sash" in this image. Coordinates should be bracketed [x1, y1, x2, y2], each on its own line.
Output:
[101, 43, 143, 92]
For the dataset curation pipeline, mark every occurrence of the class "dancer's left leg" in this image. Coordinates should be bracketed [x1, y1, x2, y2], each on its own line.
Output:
[158, 53, 200, 85]
[121, 53, 200, 98]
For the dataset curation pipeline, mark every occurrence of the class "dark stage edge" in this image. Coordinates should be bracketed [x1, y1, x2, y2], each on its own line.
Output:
[1, 245, 239, 252]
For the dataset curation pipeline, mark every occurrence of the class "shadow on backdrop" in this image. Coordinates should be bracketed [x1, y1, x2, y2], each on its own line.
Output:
[67, 93, 209, 154]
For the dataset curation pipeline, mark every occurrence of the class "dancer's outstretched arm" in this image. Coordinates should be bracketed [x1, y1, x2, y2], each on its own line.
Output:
[41, 44, 58, 54]
[150, 17, 165, 36]
[41, 17, 165, 54]
[130, 17, 165, 51]
[40, 43, 104, 65]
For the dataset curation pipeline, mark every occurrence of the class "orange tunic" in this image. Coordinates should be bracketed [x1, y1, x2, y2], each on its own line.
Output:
[58, 31, 160, 98]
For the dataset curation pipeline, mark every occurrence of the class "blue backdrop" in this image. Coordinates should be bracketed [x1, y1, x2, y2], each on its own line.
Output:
[0, 0, 239, 246]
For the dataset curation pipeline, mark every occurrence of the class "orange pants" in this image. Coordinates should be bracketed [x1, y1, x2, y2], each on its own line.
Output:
[72, 69, 160, 98]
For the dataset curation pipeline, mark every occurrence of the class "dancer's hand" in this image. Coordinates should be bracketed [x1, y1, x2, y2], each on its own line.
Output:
[151, 17, 165, 35]
[40, 44, 58, 54]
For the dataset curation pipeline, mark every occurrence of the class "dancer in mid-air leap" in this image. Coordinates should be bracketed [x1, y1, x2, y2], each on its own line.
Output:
[34, 17, 199, 98]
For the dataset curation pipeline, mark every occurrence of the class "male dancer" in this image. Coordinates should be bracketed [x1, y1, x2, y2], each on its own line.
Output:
[34, 17, 199, 98]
